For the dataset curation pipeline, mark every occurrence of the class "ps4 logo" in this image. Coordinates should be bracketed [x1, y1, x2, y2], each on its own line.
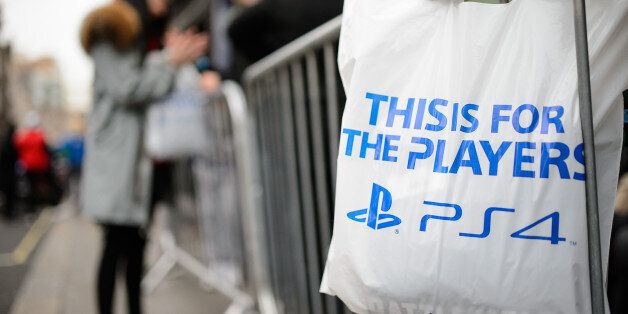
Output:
[347, 183, 401, 230]
[346, 182, 567, 245]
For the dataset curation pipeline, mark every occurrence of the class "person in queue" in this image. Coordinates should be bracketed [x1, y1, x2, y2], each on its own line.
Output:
[0, 120, 17, 219]
[13, 111, 61, 210]
[228, 0, 343, 64]
[79, 0, 207, 313]
[610, 174, 628, 313]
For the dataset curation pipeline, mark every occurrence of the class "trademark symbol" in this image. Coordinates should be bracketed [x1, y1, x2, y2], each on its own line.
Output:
[395, 229, 400, 234]
[570, 241, 577, 246]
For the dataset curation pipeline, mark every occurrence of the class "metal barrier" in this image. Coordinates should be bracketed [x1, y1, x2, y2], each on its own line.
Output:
[142, 81, 276, 314]
[142, 14, 346, 314]
[243, 16, 346, 314]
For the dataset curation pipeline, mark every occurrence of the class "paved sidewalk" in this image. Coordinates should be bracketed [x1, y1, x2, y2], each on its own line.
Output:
[9, 203, 230, 314]
[0, 211, 41, 313]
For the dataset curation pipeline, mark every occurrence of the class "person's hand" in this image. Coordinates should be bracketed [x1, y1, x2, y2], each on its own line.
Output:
[165, 30, 208, 66]
[199, 71, 222, 94]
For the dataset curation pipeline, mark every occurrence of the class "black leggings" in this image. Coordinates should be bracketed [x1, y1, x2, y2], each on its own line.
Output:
[97, 224, 146, 314]
[96, 163, 171, 314]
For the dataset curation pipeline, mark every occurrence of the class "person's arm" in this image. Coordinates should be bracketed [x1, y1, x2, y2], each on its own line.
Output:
[91, 43, 178, 108]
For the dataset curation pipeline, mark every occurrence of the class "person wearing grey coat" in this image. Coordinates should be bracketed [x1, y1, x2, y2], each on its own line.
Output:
[81, 42, 176, 227]
[80, 1, 207, 313]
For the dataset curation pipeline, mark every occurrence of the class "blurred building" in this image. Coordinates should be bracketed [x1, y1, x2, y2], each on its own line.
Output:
[0, 44, 11, 138]
[11, 55, 77, 142]
[18, 57, 63, 108]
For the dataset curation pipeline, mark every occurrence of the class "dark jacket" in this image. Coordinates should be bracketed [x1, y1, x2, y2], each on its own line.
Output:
[228, 0, 343, 64]
[0, 124, 17, 191]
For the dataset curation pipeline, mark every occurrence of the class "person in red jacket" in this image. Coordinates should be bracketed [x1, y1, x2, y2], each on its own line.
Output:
[13, 111, 60, 209]
[14, 113, 50, 173]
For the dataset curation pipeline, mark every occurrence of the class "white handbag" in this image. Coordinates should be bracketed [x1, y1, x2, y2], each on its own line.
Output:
[145, 65, 212, 159]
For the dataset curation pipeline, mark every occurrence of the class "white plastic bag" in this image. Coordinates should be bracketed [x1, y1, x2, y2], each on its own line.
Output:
[321, 1, 628, 313]
[145, 66, 211, 159]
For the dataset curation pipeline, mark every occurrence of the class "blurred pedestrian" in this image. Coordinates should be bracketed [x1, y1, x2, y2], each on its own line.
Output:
[80, 1, 207, 313]
[13, 111, 60, 210]
[56, 132, 84, 205]
[0, 121, 17, 219]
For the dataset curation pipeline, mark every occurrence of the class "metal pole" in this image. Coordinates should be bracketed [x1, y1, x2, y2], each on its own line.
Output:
[572, 1, 605, 313]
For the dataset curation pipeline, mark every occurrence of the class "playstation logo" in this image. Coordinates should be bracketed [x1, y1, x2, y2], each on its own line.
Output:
[347, 183, 401, 230]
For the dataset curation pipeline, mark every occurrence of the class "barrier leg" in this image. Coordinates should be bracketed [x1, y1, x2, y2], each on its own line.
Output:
[141, 231, 177, 295]
[572, 1, 605, 313]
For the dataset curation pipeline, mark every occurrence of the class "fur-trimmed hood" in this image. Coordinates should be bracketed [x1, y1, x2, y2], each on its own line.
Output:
[80, 1, 140, 53]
